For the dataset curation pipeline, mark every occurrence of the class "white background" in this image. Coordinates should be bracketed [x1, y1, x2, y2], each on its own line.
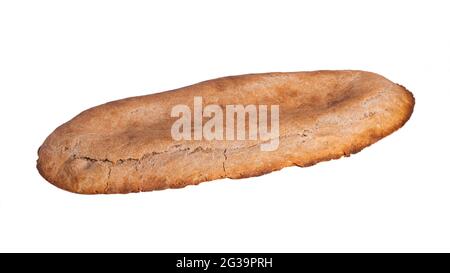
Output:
[0, 0, 449, 252]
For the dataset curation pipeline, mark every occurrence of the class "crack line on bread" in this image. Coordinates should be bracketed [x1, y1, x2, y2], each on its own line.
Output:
[105, 166, 111, 193]
[72, 146, 195, 166]
[222, 149, 227, 176]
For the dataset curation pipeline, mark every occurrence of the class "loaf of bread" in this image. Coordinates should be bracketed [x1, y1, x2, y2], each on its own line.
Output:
[37, 70, 414, 194]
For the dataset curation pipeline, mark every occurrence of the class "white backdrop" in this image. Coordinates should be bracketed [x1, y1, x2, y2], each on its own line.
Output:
[0, 0, 449, 252]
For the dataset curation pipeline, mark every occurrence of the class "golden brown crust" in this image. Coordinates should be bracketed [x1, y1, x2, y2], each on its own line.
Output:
[37, 70, 414, 194]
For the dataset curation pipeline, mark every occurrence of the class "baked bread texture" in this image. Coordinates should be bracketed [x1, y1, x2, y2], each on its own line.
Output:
[37, 70, 414, 194]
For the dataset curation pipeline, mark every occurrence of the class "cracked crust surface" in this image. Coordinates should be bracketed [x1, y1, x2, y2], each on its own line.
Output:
[37, 70, 414, 194]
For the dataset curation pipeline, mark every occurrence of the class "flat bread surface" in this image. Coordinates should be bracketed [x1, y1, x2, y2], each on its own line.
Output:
[37, 70, 414, 194]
